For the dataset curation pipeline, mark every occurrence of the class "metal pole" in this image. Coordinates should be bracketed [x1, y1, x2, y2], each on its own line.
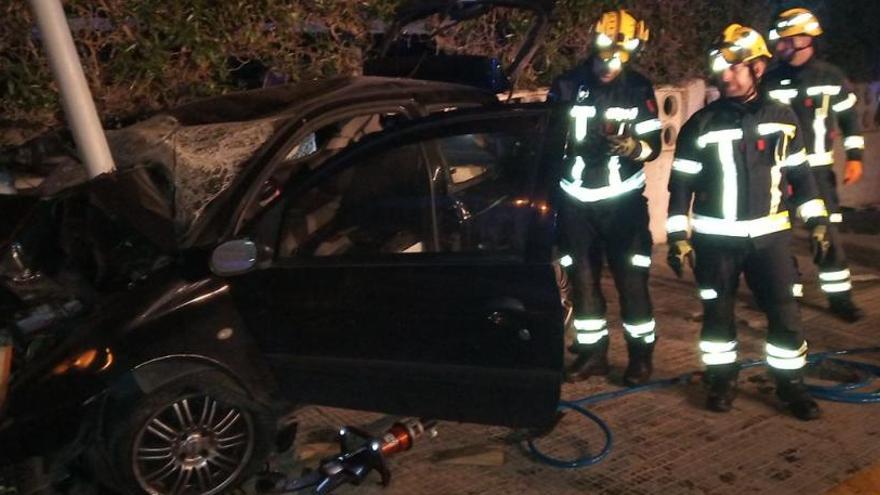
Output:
[28, 0, 115, 178]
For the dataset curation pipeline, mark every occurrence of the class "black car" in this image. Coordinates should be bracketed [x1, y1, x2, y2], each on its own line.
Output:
[0, 2, 567, 494]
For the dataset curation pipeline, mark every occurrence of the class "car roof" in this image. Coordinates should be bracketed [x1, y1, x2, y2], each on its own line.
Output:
[100, 76, 498, 249]
[165, 76, 497, 126]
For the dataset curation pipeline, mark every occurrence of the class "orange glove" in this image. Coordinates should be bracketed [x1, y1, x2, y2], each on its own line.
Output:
[843, 160, 863, 185]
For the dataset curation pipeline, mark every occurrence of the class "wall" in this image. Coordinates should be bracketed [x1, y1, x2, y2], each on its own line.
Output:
[645, 80, 708, 244]
[835, 82, 880, 210]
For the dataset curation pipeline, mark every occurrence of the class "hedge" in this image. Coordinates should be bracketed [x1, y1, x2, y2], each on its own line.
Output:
[1, 0, 877, 146]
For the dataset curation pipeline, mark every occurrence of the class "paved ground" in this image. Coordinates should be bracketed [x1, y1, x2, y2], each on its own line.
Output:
[246, 226, 880, 495]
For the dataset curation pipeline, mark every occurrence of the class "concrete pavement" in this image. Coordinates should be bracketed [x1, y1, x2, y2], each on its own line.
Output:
[246, 228, 880, 495]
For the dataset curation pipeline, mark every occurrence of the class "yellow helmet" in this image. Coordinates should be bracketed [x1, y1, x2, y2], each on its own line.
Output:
[709, 24, 772, 73]
[592, 9, 650, 69]
[769, 8, 823, 41]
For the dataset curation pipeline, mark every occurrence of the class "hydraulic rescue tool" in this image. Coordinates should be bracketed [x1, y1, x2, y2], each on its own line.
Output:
[258, 418, 437, 494]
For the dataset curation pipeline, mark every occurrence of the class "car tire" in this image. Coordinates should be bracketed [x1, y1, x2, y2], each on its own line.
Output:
[103, 370, 273, 495]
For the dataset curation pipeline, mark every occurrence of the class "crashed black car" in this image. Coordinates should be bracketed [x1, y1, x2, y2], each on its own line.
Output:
[0, 1, 566, 494]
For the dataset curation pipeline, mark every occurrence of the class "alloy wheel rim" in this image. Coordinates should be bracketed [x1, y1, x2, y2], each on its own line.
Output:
[132, 393, 254, 495]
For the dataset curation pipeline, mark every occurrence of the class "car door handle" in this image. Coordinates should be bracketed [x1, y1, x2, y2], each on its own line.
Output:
[487, 311, 507, 326]
[485, 297, 526, 313]
[485, 297, 527, 329]
[487, 310, 532, 341]
[487, 297, 531, 340]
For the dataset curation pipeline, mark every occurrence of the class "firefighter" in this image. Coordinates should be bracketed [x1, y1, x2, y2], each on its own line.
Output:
[667, 24, 828, 420]
[548, 9, 662, 385]
[764, 8, 865, 321]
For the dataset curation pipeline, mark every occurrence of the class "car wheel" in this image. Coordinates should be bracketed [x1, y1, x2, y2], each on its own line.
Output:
[105, 371, 273, 495]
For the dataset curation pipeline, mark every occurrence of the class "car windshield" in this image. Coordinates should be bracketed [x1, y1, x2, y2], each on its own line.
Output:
[104, 114, 281, 232]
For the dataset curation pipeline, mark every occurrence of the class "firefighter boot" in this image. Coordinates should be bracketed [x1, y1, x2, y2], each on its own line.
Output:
[565, 337, 610, 382]
[774, 369, 821, 421]
[704, 364, 739, 413]
[623, 335, 655, 387]
[828, 294, 864, 323]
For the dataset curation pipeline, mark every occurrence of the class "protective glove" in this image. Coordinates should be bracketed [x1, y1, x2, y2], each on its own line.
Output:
[810, 224, 831, 265]
[843, 160, 863, 185]
[606, 134, 643, 160]
[667, 239, 695, 278]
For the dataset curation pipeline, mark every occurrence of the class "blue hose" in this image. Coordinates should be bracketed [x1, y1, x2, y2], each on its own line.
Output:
[526, 346, 880, 468]
[525, 401, 613, 468]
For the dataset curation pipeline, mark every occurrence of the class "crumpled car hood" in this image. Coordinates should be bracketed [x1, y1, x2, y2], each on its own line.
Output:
[105, 114, 278, 234]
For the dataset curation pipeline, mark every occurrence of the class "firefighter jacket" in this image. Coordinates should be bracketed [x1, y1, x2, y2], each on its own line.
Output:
[667, 96, 828, 247]
[764, 58, 864, 167]
[549, 58, 662, 203]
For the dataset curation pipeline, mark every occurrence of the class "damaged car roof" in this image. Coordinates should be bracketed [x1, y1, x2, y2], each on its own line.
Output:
[32, 77, 497, 251]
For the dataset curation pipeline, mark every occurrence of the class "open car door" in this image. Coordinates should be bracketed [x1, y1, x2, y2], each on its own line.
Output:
[227, 104, 568, 428]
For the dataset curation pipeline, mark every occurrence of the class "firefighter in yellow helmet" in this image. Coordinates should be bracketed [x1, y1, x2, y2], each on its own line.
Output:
[548, 10, 662, 385]
[667, 24, 828, 420]
[764, 8, 865, 321]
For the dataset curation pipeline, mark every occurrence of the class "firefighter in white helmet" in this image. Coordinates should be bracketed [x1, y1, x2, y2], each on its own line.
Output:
[764, 8, 865, 321]
[548, 9, 662, 385]
[667, 24, 828, 420]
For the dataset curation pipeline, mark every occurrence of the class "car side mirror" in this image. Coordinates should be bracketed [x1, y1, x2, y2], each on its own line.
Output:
[210, 240, 258, 276]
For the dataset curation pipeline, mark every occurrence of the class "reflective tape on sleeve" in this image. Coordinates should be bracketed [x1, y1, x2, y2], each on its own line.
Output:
[666, 214, 690, 234]
[832, 93, 858, 113]
[797, 199, 828, 222]
[672, 158, 703, 174]
[635, 118, 662, 135]
[844, 136, 865, 150]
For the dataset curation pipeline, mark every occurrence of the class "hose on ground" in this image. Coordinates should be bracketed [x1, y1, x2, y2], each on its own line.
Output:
[526, 346, 880, 468]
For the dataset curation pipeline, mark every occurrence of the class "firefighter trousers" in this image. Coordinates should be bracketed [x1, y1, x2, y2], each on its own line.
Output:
[560, 189, 654, 348]
[694, 233, 807, 367]
[808, 167, 852, 297]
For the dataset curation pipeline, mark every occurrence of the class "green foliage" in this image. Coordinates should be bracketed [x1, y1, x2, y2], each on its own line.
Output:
[1, 0, 874, 143]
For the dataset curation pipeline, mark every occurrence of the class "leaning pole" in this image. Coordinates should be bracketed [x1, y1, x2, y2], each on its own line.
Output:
[27, 0, 115, 178]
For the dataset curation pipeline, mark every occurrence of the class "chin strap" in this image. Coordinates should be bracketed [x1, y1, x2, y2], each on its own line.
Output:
[794, 36, 815, 53]
[739, 63, 762, 102]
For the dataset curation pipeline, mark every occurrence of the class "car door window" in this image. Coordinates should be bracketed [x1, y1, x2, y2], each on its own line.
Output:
[273, 108, 550, 259]
[240, 108, 416, 229]
[434, 130, 542, 255]
[277, 141, 432, 257]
